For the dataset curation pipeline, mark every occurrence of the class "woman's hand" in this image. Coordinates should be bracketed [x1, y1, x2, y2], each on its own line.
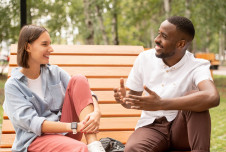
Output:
[80, 111, 101, 134]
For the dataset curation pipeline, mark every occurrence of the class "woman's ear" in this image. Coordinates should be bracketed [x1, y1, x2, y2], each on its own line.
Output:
[26, 43, 31, 53]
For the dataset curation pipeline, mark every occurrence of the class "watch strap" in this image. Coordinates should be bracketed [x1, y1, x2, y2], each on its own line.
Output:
[71, 122, 77, 134]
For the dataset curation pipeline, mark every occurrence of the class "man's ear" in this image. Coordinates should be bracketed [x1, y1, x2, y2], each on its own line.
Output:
[177, 40, 186, 49]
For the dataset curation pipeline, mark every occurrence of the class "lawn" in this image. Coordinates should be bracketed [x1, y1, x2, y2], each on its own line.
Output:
[0, 74, 7, 125]
[0, 74, 225, 151]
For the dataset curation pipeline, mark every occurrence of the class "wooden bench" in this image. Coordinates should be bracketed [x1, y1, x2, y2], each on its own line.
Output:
[0, 45, 191, 152]
[0, 44, 143, 151]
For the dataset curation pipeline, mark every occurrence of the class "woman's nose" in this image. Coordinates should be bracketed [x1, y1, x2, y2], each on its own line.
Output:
[49, 45, 54, 52]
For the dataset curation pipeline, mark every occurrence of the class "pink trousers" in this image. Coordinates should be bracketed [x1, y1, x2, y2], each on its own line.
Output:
[28, 75, 93, 152]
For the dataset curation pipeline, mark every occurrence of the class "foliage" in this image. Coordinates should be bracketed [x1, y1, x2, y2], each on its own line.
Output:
[0, 0, 225, 52]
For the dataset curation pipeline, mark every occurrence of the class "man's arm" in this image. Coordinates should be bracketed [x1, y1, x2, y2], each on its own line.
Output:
[161, 80, 219, 112]
[124, 80, 220, 112]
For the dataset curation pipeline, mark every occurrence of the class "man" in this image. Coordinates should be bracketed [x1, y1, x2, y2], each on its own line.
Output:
[114, 16, 220, 152]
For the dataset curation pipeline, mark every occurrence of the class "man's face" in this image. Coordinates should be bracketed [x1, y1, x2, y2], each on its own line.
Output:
[154, 20, 181, 59]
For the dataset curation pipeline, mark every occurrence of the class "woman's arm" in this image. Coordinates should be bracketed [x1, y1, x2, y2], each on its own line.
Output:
[41, 121, 84, 133]
[92, 96, 101, 114]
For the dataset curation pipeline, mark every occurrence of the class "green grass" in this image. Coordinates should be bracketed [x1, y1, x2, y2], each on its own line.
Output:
[0, 74, 225, 151]
[0, 74, 7, 124]
[210, 75, 226, 151]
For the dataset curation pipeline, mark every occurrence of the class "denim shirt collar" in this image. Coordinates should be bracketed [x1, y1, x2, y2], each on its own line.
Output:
[11, 65, 48, 87]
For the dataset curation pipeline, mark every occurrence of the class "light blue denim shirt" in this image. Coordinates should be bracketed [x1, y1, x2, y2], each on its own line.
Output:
[3, 65, 95, 152]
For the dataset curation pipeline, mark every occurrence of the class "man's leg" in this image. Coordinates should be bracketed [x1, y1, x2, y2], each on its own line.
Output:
[125, 117, 171, 152]
[170, 110, 211, 152]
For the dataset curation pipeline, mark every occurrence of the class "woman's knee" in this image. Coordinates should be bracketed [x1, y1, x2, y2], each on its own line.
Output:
[68, 75, 89, 87]
[71, 75, 87, 82]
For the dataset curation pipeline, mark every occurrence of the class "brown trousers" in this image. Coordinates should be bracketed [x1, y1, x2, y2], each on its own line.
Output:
[125, 110, 211, 152]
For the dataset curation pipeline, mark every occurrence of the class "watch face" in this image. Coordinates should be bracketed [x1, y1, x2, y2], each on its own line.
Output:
[71, 122, 77, 129]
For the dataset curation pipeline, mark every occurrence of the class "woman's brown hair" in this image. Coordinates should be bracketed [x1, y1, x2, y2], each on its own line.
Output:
[17, 25, 47, 68]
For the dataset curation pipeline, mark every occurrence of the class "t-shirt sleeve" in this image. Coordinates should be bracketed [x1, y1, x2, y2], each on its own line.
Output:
[193, 60, 213, 86]
[126, 53, 144, 92]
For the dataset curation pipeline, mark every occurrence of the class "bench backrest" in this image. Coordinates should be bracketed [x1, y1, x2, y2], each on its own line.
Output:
[0, 44, 144, 151]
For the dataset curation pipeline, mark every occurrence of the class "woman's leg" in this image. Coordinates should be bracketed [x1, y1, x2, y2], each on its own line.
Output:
[60, 75, 98, 143]
[28, 134, 88, 152]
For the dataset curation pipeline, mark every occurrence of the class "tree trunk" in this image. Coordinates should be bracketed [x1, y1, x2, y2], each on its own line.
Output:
[112, 0, 119, 45]
[96, 4, 109, 45]
[150, 27, 155, 48]
[185, 0, 191, 18]
[219, 26, 225, 65]
[26, 0, 32, 24]
[185, 0, 193, 52]
[164, 0, 170, 19]
[83, 0, 94, 44]
[20, 0, 27, 28]
[205, 30, 210, 53]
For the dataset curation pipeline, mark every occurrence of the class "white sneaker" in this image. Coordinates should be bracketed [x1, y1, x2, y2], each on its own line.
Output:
[87, 141, 106, 152]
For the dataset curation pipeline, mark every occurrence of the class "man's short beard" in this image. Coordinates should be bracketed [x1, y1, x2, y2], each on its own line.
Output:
[155, 52, 175, 59]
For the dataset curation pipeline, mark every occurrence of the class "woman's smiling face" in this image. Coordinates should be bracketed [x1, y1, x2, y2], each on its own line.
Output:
[27, 31, 53, 67]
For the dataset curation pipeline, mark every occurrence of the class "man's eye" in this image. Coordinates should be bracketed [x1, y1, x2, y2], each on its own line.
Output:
[42, 44, 47, 46]
[162, 35, 167, 39]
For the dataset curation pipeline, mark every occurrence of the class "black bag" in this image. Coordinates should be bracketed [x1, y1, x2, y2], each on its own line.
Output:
[100, 137, 125, 152]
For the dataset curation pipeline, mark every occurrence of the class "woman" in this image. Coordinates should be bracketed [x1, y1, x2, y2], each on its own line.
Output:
[3, 25, 105, 152]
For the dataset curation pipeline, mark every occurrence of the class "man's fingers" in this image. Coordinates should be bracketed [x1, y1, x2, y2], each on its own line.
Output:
[144, 85, 154, 95]
[120, 78, 125, 88]
[124, 97, 140, 103]
[128, 94, 141, 100]
[113, 87, 118, 93]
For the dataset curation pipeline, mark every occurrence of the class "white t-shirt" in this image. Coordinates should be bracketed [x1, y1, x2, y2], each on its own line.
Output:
[27, 74, 44, 100]
[126, 49, 212, 129]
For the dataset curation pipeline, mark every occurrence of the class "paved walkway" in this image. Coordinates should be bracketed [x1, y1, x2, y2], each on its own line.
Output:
[213, 66, 226, 76]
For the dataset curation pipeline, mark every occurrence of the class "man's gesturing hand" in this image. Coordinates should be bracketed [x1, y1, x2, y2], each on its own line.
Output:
[113, 78, 130, 108]
[123, 85, 162, 111]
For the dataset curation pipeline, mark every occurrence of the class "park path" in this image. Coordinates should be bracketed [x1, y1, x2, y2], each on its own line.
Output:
[213, 66, 226, 76]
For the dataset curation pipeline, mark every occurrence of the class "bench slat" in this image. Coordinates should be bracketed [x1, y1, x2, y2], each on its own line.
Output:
[100, 104, 141, 117]
[0, 148, 12, 152]
[9, 55, 137, 66]
[89, 78, 127, 91]
[8, 66, 132, 78]
[3, 104, 141, 120]
[2, 117, 139, 133]
[2, 91, 116, 106]
[10, 44, 143, 55]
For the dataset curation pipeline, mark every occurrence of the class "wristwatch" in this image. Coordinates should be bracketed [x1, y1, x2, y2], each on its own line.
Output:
[71, 122, 77, 134]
